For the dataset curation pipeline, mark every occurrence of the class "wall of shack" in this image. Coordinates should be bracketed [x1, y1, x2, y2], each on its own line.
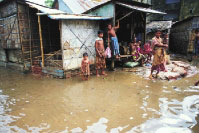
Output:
[0, 0, 22, 64]
[179, 0, 199, 21]
[61, 20, 99, 70]
[170, 19, 192, 54]
[87, 3, 114, 18]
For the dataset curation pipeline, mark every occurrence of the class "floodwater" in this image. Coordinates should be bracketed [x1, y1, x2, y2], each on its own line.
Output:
[0, 65, 199, 133]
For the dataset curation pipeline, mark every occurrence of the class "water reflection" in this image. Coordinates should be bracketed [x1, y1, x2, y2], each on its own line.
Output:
[0, 67, 199, 132]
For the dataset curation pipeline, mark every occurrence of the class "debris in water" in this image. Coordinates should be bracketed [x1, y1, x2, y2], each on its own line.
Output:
[129, 117, 134, 120]
[128, 61, 198, 80]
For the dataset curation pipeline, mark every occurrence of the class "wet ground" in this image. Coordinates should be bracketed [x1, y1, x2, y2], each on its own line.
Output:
[0, 62, 199, 132]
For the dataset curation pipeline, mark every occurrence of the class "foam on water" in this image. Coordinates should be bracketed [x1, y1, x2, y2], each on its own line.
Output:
[126, 95, 199, 133]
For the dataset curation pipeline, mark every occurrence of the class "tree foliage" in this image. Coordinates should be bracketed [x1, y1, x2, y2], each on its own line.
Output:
[45, 0, 54, 8]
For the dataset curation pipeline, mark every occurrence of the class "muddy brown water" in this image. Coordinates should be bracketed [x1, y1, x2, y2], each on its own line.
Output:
[0, 66, 199, 132]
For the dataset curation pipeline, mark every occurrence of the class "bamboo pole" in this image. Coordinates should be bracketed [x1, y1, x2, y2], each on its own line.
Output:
[116, 11, 134, 22]
[17, 5, 25, 67]
[38, 14, 45, 67]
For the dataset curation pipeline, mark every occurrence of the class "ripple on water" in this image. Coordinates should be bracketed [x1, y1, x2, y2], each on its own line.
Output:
[126, 95, 199, 133]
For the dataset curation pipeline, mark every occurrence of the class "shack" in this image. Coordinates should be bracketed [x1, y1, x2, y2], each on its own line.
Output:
[146, 21, 172, 41]
[0, 0, 110, 77]
[170, 16, 199, 55]
[53, 0, 166, 69]
[0, 0, 62, 71]
[0, 0, 166, 78]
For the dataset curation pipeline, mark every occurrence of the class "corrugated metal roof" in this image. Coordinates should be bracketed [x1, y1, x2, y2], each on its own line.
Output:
[62, 0, 110, 14]
[116, 2, 166, 14]
[146, 21, 172, 33]
[26, 1, 111, 20]
[172, 15, 199, 28]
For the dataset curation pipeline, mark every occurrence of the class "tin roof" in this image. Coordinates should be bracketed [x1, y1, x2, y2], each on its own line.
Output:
[62, 0, 110, 14]
[146, 21, 172, 33]
[26, 1, 111, 20]
[172, 15, 199, 28]
[116, 2, 166, 14]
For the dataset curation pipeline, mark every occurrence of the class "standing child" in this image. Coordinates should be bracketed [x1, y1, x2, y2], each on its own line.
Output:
[95, 30, 107, 77]
[108, 21, 120, 59]
[81, 53, 90, 80]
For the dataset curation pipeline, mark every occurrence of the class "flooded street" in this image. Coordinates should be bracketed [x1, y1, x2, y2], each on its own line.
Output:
[0, 66, 199, 133]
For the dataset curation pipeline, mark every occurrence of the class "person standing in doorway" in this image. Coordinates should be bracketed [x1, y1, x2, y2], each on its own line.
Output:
[194, 29, 199, 58]
[108, 21, 120, 59]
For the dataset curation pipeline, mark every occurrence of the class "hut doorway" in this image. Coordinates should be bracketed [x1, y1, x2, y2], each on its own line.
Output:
[29, 7, 62, 69]
[115, 4, 146, 55]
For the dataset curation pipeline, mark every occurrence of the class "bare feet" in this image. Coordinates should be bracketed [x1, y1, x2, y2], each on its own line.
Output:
[195, 81, 199, 86]
[149, 74, 153, 79]
[97, 74, 100, 77]
[101, 72, 107, 76]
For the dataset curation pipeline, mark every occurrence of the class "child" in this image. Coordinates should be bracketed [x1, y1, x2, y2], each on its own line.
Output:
[108, 22, 120, 59]
[81, 53, 90, 80]
[95, 30, 107, 77]
[143, 41, 152, 62]
[131, 41, 146, 66]
[129, 37, 137, 54]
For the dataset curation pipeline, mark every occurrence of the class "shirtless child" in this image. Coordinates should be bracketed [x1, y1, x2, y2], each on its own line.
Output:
[108, 21, 120, 59]
[95, 30, 107, 77]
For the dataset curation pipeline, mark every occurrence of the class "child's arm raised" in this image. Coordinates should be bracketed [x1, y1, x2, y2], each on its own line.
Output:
[114, 21, 120, 30]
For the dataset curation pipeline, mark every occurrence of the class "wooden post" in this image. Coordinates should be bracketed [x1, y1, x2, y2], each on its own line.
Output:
[113, 0, 116, 26]
[144, 13, 146, 44]
[17, 5, 25, 67]
[28, 7, 32, 66]
[38, 15, 45, 67]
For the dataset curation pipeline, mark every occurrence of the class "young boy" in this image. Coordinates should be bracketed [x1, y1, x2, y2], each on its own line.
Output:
[95, 30, 107, 77]
[108, 21, 120, 59]
[81, 53, 90, 80]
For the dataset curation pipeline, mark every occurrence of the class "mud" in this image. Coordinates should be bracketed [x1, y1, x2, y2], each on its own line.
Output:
[0, 65, 199, 132]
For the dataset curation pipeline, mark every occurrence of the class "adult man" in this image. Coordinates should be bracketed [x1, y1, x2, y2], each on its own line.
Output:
[149, 30, 168, 79]
[108, 21, 120, 59]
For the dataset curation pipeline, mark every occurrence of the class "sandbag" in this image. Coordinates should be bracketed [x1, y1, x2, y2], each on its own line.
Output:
[124, 62, 139, 68]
